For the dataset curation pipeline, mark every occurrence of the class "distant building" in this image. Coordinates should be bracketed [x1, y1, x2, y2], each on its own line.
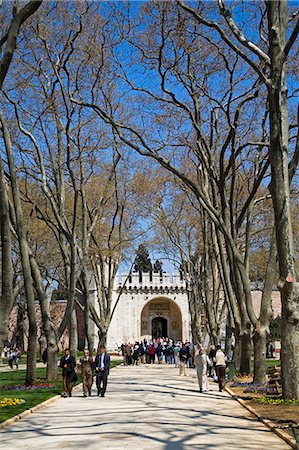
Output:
[92, 271, 192, 349]
[7, 271, 282, 351]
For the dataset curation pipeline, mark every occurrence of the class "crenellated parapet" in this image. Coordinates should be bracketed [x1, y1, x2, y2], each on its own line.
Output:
[118, 271, 187, 294]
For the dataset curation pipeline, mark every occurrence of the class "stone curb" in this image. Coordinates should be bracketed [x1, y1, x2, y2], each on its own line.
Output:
[225, 385, 297, 449]
[0, 363, 123, 431]
[0, 382, 83, 431]
[0, 394, 61, 430]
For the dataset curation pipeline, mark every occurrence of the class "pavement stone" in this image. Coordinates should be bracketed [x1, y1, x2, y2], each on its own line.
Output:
[0, 364, 290, 449]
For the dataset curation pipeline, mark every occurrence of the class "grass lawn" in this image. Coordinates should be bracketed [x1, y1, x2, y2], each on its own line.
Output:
[243, 358, 280, 376]
[0, 361, 122, 424]
[265, 358, 280, 370]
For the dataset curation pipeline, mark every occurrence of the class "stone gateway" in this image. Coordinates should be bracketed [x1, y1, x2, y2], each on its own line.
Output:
[92, 271, 191, 349]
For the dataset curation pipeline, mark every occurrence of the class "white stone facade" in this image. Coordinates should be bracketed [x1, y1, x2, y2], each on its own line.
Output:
[94, 271, 191, 350]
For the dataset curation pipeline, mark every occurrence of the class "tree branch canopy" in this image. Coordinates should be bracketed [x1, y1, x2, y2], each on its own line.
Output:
[0, 1, 42, 88]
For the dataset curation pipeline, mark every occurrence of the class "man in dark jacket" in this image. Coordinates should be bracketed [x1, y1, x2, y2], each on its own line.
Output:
[95, 345, 111, 397]
[179, 343, 189, 376]
[60, 348, 76, 397]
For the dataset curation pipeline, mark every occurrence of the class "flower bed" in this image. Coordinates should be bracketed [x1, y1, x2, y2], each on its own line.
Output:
[1, 398, 25, 408]
[228, 378, 299, 443]
[1, 383, 56, 391]
[231, 380, 271, 394]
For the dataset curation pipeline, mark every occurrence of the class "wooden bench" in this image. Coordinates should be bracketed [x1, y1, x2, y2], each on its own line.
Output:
[266, 365, 282, 395]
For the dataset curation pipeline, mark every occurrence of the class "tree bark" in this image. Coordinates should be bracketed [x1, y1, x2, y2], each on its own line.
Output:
[38, 334, 46, 360]
[98, 329, 108, 348]
[253, 329, 267, 383]
[252, 230, 277, 383]
[69, 308, 78, 359]
[188, 288, 202, 345]
[0, 112, 37, 385]
[0, 155, 13, 362]
[81, 271, 95, 354]
[83, 300, 94, 354]
[267, 0, 299, 399]
[14, 298, 26, 351]
[29, 254, 59, 380]
[190, 314, 202, 345]
[0, 1, 42, 89]
[233, 328, 241, 371]
[46, 345, 58, 381]
[225, 319, 232, 358]
[239, 324, 251, 375]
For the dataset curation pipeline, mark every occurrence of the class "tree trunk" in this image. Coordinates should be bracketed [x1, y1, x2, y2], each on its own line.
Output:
[81, 271, 95, 354]
[46, 342, 59, 381]
[225, 320, 232, 358]
[26, 324, 37, 385]
[253, 230, 277, 383]
[239, 324, 251, 375]
[233, 329, 241, 371]
[84, 302, 94, 354]
[69, 308, 78, 358]
[38, 334, 47, 360]
[191, 314, 202, 345]
[253, 329, 267, 383]
[267, 1, 299, 399]
[98, 329, 107, 348]
[281, 298, 299, 399]
[188, 288, 202, 345]
[14, 298, 26, 351]
[0, 155, 13, 363]
[29, 254, 59, 380]
[0, 112, 37, 385]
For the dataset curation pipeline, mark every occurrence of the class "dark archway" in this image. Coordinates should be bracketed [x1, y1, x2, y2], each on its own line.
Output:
[152, 317, 167, 339]
[140, 297, 183, 341]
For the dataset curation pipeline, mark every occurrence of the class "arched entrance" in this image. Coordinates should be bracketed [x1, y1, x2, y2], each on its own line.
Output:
[152, 317, 167, 339]
[140, 297, 182, 341]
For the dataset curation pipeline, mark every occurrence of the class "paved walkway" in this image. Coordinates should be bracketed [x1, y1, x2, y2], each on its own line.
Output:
[0, 364, 290, 449]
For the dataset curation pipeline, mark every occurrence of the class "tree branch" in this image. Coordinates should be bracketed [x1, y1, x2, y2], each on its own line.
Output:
[0, 1, 43, 88]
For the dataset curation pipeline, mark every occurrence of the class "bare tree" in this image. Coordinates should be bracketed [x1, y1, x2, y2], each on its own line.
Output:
[0, 0, 42, 383]
[176, 0, 299, 399]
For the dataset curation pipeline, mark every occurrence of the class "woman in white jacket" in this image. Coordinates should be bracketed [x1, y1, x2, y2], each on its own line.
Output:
[195, 347, 211, 393]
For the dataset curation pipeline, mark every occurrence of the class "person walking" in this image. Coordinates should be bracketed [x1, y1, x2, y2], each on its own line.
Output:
[166, 345, 174, 365]
[208, 345, 216, 377]
[133, 342, 140, 365]
[14, 347, 21, 369]
[8, 349, 14, 369]
[79, 348, 94, 397]
[156, 342, 162, 364]
[148, 344, 156, 364]
[179, 343, 189, 376]
[95, 345, 111, 397]
[127, 343, 133, 365]
[214, 345, 227, 392]
[121, 343, 129, 366]
[173, 342, 180, 368]
[195, 347, 211, 393]
[60, 349, 77, 397]
[187, 342, 195, 368]
[139, 342, 146, 364]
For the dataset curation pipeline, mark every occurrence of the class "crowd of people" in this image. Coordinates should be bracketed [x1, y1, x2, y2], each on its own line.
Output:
[120, 338, 196, 368]
[120, 338, 229, 392]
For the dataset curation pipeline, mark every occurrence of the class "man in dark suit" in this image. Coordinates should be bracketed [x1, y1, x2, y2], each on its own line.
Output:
[60, 348, 77, 397]
[95, 345, 110, 397]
